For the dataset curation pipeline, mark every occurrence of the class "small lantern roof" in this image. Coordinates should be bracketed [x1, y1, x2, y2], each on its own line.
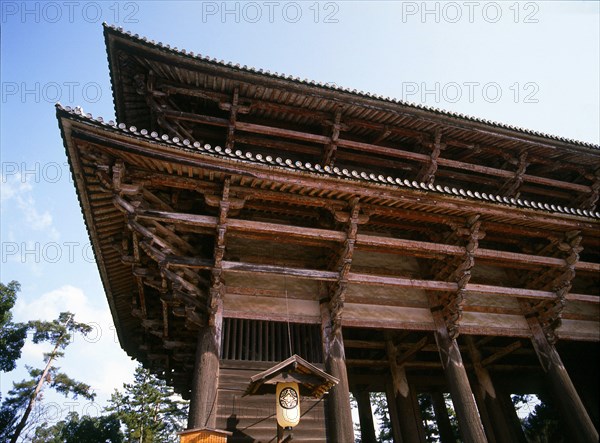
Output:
[244, 354, 339, 399]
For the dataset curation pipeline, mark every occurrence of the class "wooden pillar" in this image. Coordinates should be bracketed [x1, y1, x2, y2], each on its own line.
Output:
[188, 301, 223, 429]
[320, 302, 354, 443]
[431, 392, 456, 443]
[527, 316, 598, 443]
[410, 390, 428, 443]
[432, 311, 487, 443]
[468, 376, 497, 443]
[385, 383, 404, 443]
[570, 370, 600, 427]
[495, 387, 528, 443]
[386, 340, 424, 443]
[465, 336, 520, 443]
[354, 390, 377, 443]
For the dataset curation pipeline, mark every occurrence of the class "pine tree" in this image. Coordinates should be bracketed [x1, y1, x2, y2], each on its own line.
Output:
[32, 411, 123, 443]
[0, 311, 95, 443]
[0, 281, 28, 372]
[106, 364, 188, 443]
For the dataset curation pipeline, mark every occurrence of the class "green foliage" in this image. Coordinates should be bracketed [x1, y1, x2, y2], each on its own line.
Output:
[417, 393, 461, 443]
[370, 392, 393, 443]
[513, 394, 566, 443]
[32, 412, 124, 443]
[0, 306, 95, 443]
[106, 364, 188, 443]
[0, 281, 28, 372]
[27, 312, 92, 362]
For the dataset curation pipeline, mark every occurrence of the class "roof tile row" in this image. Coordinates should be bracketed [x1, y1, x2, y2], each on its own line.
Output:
[58, 103, 600, 220]
[103, 23, 599, 150]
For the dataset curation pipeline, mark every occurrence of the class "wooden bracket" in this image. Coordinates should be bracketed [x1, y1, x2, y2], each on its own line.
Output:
[225, 87, 239, 149]
[417, 128, 445, 185]
[436, 214, 484, 339]
[499, 151, 529, 197]
[321, 107, 343, 167]
[329, 198, 362, 335]
[524, 230, 582, 344]
[208, 179, 231, 324]
[575, 169, 600, 211]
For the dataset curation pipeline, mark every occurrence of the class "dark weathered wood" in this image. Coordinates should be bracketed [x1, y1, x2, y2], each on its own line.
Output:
[188, 299, 223, 429]
[385, 383, 404, 443]
[431, 392, 457, 443]
[386, 339, 423, 443]
[320, 301, 354, 443]
[431, 309, 487, 443]
[526, 315, 598, 442]
[354, 390, 377, 443]
[410, 389, 428, 443]
[125, 204, 600, 276]
[480, 341, 522, 367]
[153, 105, 593, 194]
[495, 387, 528, 443]
[465, 336, 520, 443]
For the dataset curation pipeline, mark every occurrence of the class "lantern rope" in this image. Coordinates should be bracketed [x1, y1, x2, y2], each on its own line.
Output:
[284, 275, 293, 358]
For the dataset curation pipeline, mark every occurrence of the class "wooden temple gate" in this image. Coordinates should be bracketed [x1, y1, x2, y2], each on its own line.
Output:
[57, 24, 599, 442]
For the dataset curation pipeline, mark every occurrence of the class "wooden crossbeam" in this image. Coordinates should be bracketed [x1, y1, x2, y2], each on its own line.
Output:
[125, 168, 598, 244]
[155, 82, 595, 173]
[480, 340, 522, 367]
[135, 250, 598, 304]
[396, 335, 428, 367]
[158, 108, 592, 194]
[120, 204, 600, 273]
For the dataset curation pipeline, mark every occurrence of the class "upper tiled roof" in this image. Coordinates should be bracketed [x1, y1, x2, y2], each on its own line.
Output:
[56, 103, 600, 220]
[103, 23, 599, 151]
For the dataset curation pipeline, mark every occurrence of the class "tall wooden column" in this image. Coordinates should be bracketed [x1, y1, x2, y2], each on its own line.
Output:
[495, 387, 528, 443]
[431, 392, 456, 443]
[386, 339, 424, 443]
[526, 315, 598, 442]
[320, 301, 354, 443]
[188, 300, 223, 429]
[432, 309, 487, 443]
[410, 390, 428, 443]
[354, 390, 377, 443]
[465, 336, 520, 443]
[385, 383, 404, 443]
[189, 180, 230, 430]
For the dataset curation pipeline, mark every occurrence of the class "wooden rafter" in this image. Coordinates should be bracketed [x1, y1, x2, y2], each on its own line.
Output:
[143, 86, 595, 199]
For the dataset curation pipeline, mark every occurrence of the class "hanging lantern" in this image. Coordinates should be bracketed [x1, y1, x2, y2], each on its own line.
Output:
[244, 354, 339, 435]
[276, 382, 300, 428]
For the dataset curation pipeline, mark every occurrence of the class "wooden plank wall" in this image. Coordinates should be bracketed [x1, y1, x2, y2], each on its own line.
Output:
[217, 361, 329, 442]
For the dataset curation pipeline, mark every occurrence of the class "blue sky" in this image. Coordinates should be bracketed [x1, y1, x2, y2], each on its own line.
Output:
[1, 0, 599, 429]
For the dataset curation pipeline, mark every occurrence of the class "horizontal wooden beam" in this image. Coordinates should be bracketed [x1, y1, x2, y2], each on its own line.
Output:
[154, 251, 599, 305]
[481, 341, 522, 367]
[162, 109, 592, 194]
[128, 206, 600, 276]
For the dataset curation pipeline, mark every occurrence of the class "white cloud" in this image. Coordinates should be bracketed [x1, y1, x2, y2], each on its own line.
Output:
[10, 285, 137, 404]
[1, 172, 59, 239]
[0, 173, 33, 202]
